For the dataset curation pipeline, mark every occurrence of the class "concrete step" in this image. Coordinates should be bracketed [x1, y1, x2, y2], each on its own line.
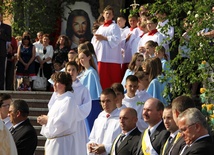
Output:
[29, 107, 48, 116]
[0, 90, 52, 100]
[37, 136, 46, 146]
[35, 146, 45, 155]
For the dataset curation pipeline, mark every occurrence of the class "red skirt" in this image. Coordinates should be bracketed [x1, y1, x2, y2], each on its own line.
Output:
[98, 62, 122, 90]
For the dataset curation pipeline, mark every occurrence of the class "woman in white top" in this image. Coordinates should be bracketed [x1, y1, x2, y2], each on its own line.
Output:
[37, 72, 78, 155]
[35, 34, 54, 90]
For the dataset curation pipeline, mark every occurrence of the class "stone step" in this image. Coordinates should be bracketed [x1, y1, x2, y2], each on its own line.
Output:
[29, 116, 40, 126]
[35, 146, 45, 155]
[37, 136, 46, 146]
[0, 90, 52, 100]
[29, 107, 48, 116]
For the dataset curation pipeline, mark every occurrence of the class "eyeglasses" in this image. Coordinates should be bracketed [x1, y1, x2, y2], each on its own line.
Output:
[179, 123, 196, 134]
[1, 104, 10, 108]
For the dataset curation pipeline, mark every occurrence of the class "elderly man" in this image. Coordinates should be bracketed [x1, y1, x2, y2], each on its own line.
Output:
[177, 108, 214, 155]
[8, 100, 37, 155]
[136, 98, 169, 155]
[110, 108, 141, 155]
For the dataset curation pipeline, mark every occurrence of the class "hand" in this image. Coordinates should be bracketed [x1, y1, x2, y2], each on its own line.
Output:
[94, 34, 107, 41]
[126, 33, 132, 42]
[37, 115, 48, 125]
[88, 143, 98, 153]
[24, 63, 29, 70]
[93, 144, 106, 154]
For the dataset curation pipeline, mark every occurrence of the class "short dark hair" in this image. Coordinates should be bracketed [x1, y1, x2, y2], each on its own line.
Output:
[126, 75, 138, 83]
[103, 5, 114, 15]
[0, 94, 12, 107]
[101, 88, 116, 98]
[156, 99, 164, 111]
[171, 96, 195, 113]
[12, 100, 29, 117]
[111, 83, 124, 95]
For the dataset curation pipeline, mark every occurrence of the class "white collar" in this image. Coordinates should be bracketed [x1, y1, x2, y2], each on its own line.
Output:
[149, 120, 162, 136]
[170, 130, 179, 138]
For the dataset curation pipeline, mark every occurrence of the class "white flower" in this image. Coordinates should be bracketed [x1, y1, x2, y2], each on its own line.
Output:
[195, 14, 199, 18]
[187, 11, 191, 15]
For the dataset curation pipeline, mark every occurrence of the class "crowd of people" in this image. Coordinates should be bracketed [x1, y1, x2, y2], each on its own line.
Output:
[0, 3, 214, 155]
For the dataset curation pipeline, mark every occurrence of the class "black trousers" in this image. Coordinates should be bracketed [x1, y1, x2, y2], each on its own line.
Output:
[0, 56, 6, 90]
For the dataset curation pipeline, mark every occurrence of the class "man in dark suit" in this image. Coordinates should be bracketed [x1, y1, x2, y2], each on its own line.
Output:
[110, 107, 141, 155]
[8, 100, 38, 155]
[136, 98, 170, 155]
[0, 13, 12, 90]
[170, 96, 195, 155]
[177, 108, 214, 155]
[161, 105, 179, 155]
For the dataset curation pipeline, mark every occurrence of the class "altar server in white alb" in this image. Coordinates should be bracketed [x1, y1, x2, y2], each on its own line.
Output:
[37, 72, 78, 155]
[91, 5, 122, 90]
[137, 16, 168, 53]
[120, 14, 141, 75]
[87, 88, 121, 155]
[65, 61, 92, 155]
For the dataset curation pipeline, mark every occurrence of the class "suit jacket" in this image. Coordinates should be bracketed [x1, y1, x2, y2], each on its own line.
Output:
[110, 127, 142, 155]
[168, 136, 186, 155]
[0, 23, 12, 57]
[182, 136, 214, 155]
[10, 118, 38, 155]
[136, 121, 170, 155]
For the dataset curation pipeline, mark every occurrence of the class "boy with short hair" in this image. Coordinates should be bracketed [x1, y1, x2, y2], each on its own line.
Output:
[122, 75, 148, 132]
[91, 5, 122, 89]
[111, 83, 126, 110]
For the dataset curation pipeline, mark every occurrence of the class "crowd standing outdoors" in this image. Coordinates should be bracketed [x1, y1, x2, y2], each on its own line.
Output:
[0, 3, 214, 155]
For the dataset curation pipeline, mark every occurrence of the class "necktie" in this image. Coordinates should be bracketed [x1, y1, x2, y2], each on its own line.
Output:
[148, 129, 151, 136]
[9, 127, 15, 134]
[117, 134, 126, 148]
[163, 136, 173, 154]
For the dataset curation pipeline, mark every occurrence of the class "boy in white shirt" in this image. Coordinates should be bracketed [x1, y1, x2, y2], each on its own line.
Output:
[122, 75, 148, 132]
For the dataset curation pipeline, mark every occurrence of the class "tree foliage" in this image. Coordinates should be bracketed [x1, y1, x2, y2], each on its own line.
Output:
[148, 0, 214, 102]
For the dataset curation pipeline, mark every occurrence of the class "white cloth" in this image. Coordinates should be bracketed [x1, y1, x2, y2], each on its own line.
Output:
[121, 28, 140, 63]
[131, 36, 141, 55]
[0, 120, 18, 155]
[157, 19, 174, 43]
[122, 94, 148, 132]
[87, 108, 122, 155]
[120, 26, 129, 35]
[136, 90, 152, 102]
[137, 32, 168, 53]
[143, 129, 158, 155]
[91, 22, 123, 64]
[2, 117, 12, 129]
[35, 44, 53, 64]
[41, 91, 78, 155]
[73, 79, 92, 155]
